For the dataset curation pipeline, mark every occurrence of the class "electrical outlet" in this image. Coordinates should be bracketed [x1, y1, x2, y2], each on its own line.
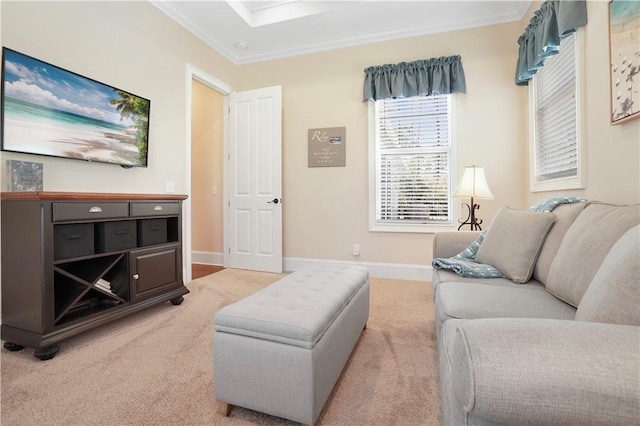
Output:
[211, 186, 217, 195]
[353, 244, 360, 256]
[165, 181, 175, 193]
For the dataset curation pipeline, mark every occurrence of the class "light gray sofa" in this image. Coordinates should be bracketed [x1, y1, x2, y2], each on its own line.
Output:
[432, 202, 640, 426]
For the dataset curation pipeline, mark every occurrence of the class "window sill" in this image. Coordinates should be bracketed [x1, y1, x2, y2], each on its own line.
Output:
[530, 175, 585, 192]
[369, 222, 458, 234]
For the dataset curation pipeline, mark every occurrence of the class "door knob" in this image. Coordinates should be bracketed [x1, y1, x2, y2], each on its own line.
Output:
[268, 198, 281, 204]
[133, 274, 139, 280]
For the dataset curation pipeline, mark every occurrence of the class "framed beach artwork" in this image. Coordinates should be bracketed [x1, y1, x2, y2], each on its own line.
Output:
[1, 48, 150, 167]
[609, 0, 640, 124]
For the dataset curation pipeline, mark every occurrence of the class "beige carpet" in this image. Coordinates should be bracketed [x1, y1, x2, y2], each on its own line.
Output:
[1, 269, 440, 425]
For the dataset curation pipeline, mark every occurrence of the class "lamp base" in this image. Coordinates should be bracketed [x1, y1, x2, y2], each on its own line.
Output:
[457, 198, 483, 231]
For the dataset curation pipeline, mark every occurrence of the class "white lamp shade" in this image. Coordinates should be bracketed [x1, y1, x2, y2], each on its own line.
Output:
[453, 166, 494, 199]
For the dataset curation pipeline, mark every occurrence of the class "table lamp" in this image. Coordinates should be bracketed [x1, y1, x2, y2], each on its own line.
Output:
[453, 165, 494, 231]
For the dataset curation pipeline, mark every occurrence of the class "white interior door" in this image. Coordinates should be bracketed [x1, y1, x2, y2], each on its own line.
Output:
[227, 86, 282, 273]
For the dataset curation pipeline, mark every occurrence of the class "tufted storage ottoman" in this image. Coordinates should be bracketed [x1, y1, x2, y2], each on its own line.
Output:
[213, 264, 369, 425]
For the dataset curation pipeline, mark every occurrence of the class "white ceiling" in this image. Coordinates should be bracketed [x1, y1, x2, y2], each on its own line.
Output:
[151, 0, 531, 65]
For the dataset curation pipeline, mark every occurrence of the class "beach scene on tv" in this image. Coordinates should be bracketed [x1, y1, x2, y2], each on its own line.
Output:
[2, 49, 149, 167]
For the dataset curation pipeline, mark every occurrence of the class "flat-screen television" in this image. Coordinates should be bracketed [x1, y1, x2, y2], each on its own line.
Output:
[1, 47, 150, 168]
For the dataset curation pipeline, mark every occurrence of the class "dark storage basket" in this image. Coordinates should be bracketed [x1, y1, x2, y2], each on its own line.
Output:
[54, 223, 95, 260]
[96, 220, 137, 252]
[137, 218, 168, 247]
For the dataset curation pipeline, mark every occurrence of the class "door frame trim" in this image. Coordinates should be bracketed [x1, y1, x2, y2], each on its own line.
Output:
[184, 64, 233, 284]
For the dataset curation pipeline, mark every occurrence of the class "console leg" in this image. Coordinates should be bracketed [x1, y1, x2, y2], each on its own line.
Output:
[217, 402, 231, 416]
[34, 345, 60, 361]
[3, 342, 24, 352]
[170, 296, 184, 306]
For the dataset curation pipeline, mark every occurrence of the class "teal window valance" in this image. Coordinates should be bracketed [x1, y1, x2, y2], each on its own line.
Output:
[515, 0, 587, 86]
[363, 55, 466, 101]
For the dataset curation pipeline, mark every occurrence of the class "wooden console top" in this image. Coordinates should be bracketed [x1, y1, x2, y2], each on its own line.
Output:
[1, 192, 188, 201]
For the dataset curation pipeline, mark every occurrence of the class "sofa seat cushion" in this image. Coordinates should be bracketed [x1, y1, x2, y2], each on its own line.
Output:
[432, 269, 546, 291]
[476, 207, 555, 283]
[546, 203, 640, 307]
[576, 225, 640, 325]
[435, 281, 576, 332]
[214, 264, 369, 349]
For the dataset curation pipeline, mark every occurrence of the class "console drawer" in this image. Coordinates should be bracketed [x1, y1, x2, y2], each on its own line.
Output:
[130, 202, 180, 217]
[53, 202, 129, 222]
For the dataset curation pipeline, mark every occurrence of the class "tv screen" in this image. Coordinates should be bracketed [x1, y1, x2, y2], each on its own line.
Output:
[1, 48, 150, 167]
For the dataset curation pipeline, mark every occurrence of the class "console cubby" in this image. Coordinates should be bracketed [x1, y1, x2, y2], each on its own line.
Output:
[53, 253, 129, 326]
[53, 274, 90, 321]
[1, 192, 189, 360]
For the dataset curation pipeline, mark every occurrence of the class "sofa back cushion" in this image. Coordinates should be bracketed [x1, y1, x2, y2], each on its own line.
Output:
[576, 225, 640, 325]
[546, 203, 640, 307]
[476, 207, 555, 284]
[533, 202, 587, 286]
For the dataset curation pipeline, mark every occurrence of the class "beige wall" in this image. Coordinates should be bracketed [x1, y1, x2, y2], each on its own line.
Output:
[191, 81, 224, 253]
[237, 22, 527, 265]
[0, 1, 238, 195]
[524, 1, 640, 206]
[2, 1, 635, 271]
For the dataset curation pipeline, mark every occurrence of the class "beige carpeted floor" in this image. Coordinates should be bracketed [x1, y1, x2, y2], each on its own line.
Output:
[1, 269, 440, 425]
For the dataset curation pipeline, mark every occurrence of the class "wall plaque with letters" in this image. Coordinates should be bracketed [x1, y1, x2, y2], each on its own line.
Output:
[308, 127, 346, 167]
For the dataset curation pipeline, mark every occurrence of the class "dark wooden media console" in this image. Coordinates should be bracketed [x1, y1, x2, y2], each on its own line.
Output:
[1, 192, 189, 360]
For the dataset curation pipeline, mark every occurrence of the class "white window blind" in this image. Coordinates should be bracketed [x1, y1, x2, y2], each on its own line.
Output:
[374, 95, 451, 225]
[534, 33, 578, 182]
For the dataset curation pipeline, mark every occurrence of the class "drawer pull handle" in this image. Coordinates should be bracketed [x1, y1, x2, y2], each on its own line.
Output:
[66, 234, 83, 240]
[89, 206, 103, 213]
[114, 230, 129, 235]
[153, 206, 163, 211]
[133, 274, 139, 280]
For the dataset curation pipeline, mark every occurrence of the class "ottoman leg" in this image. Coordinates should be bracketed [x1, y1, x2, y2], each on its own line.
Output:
[217, 401, 231, 416]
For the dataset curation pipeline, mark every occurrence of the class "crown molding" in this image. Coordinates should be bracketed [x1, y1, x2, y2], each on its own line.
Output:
[152, 1, 531, 65]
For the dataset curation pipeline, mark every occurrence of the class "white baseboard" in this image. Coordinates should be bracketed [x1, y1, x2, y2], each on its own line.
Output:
[192, 251, 224, 266]
[283, 257, 432, 282]
[190, 251, 432, 281]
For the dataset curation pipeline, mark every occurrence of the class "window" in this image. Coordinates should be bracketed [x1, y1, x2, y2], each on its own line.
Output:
[369, 95, 454, 232]
[530, 31, 585, 192]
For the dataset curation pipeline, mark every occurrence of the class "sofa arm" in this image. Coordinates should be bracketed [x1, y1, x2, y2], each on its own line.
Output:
[451, 318, 640, 425]
[432, 231, 480, 259]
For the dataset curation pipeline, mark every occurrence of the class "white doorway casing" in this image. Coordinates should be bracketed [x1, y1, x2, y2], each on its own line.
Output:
[184, 64, 233, 284]
[184, 67, 283, 281]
